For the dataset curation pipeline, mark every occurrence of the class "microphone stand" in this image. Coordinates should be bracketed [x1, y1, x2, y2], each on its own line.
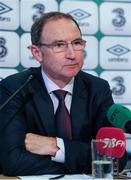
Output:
[0, 74, 34, 134]
[113, 158, 119, 179]
[0, 75, 33, 111]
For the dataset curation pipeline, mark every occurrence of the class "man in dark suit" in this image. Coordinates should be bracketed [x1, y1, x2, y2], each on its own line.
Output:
[0, 12, 126, 176]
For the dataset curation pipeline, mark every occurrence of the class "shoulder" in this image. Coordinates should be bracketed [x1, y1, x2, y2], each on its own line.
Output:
[0, 67, 40, 91]
[75, 71, 111, 95]
[75, 71, 113, 105]
[77, 71, 109, 86]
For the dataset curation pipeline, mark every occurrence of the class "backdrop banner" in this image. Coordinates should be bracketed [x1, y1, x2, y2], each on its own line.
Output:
[0, 0, 131, 109]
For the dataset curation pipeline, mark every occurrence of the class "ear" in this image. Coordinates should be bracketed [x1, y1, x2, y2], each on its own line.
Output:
[30, 45, 43, 63]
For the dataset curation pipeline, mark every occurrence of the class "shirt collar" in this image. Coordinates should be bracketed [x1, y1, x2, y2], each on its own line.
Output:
[41, 68, 74, 95]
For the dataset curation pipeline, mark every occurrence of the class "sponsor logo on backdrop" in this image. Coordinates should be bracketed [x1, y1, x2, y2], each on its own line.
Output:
[0, 37, 7, 60]
[69, 9, 91, 27]
[0, 2, 12, 15]
[107, 44, 130, 62]
[112, 76, 125, 96]
[112, 8, 126, 28]
[69, 9, 91, 20]
[32, 3, 45, 21]
[0, 2, 12, 22]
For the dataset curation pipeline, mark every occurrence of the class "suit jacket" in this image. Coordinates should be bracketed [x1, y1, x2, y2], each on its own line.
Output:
[0, 67, 126, 176]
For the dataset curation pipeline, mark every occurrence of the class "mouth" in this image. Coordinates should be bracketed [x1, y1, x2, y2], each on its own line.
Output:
[65, 63, 78, 67]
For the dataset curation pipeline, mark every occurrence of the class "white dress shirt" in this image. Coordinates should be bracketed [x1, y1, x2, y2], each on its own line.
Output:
[41, 69, 74, 163]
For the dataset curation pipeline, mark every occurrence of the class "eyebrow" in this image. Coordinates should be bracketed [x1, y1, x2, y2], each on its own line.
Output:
[51, 38, 83, 43]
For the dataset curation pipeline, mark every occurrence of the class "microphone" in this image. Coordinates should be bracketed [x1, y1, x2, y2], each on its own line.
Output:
[0, 74, 34, 111]
[96, 127, 126, 158]
[96, 127, 126, 178]
[107, 104, 131, 134]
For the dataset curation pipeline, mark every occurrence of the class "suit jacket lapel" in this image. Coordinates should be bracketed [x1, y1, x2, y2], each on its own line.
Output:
[70, 73, 89, 139]
[29, 68, 89, 139]
[30, 68, 56, 136]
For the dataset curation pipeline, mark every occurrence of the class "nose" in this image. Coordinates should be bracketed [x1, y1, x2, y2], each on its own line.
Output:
[65, 43, 75, 59]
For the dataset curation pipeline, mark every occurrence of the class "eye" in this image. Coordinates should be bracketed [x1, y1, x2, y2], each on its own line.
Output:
[54, 42, 66, 48]
[73, 40, 83, 45]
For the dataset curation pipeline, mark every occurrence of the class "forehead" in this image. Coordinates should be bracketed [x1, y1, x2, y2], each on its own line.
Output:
[41, 18, 81, 42]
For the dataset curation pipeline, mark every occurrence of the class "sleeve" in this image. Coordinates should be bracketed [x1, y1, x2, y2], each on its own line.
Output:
[0, 82, 66, 176]
[0, 110, 66, 176]
[52, 138, 65, 163]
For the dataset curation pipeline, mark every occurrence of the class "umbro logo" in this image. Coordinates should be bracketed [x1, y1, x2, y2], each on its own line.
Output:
[107, 44, 130, 57]
[0, 2, 13, 15]
[69, 9, 91, 21]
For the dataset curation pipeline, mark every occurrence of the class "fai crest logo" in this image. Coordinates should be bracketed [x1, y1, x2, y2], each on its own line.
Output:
[32, 3, 45, 21]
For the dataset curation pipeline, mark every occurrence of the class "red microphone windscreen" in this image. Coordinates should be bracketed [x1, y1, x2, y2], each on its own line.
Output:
[96, 127, 126, 158]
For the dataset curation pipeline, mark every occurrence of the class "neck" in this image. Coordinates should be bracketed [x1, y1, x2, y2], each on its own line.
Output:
[49, 77, 71, 89]
[42, 68, 72, 88]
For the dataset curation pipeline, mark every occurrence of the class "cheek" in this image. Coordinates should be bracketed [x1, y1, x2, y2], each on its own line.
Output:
[49, 54, 64, 67]
[78, 53, 84, 65]
[43, 54, 62, 71]
[42, 52, 56, 65]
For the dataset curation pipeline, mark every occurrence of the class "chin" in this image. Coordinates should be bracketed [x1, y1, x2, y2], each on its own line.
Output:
[66, 70, 79, 77]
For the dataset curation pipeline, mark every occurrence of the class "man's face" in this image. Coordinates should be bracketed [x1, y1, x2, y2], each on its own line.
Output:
[36, 18, 85, 83]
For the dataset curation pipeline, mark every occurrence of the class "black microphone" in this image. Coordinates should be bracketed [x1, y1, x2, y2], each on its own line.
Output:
[107, 104, 131, 134]
[0, 74, 34, 111]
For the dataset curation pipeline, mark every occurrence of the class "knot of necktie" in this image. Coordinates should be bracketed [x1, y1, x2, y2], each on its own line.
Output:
[53, 90, 67, 101]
